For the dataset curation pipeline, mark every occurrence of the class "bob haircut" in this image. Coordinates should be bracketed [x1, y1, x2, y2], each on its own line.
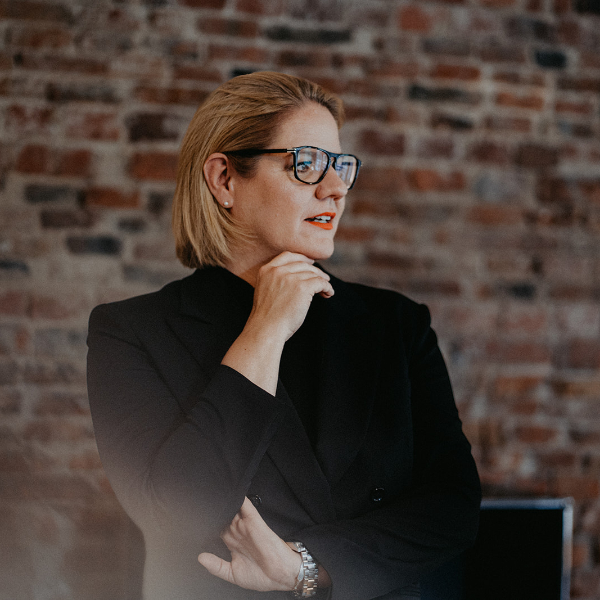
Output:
[172, 71, 344, 269]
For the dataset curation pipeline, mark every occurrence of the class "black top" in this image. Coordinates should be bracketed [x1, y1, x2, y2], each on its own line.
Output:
[210, 266, 323, 449]
[86, 266, 481, 600]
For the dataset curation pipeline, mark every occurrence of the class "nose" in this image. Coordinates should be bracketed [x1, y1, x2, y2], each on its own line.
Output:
[316, 164, 348, 201]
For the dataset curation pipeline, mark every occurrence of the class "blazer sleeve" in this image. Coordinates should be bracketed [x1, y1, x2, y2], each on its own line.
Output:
[297, 303, 481, 600]
[87, 302, 287, 540]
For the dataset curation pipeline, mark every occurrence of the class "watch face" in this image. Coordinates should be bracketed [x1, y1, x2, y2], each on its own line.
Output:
[292, 541, 305, 552]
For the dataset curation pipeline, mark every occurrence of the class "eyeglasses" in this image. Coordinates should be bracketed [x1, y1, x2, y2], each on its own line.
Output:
[226, 146, 362, 190]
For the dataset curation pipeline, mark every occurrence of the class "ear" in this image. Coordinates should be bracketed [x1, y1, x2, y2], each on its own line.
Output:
[203, 153, 235, 208]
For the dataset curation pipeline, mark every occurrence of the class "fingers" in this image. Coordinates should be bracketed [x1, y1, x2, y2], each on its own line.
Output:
[198, 552, 235, 584]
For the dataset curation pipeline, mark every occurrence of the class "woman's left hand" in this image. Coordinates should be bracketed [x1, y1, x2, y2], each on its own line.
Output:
[198, 497, 302, 592]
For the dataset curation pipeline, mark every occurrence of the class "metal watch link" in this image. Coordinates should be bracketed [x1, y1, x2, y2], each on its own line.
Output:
[289, 541, 318, 597]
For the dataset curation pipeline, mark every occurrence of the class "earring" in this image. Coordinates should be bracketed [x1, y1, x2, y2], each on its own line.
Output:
[223, 201, 229, 206]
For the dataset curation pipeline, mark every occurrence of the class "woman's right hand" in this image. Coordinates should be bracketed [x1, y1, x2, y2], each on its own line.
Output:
[221, 252, 333, 395]
[249, 252, 334, 344]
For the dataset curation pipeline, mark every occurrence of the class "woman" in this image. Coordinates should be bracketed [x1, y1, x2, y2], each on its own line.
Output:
[87, 72, 480, 600]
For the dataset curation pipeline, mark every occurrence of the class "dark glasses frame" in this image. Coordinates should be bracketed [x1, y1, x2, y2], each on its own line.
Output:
[226, 145, 362, 190]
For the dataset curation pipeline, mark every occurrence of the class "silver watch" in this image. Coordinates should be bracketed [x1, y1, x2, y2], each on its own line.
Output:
[290, 541, 318, 597]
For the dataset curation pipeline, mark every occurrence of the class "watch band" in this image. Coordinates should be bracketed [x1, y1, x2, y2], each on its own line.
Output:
[290, 541, 318, 597]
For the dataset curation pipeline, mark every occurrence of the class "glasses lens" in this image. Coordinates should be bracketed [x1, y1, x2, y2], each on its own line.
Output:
[296, 147, 328, 183]
[334, 155, 358, 188]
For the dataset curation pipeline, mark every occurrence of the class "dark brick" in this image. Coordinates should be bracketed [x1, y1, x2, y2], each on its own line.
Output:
[558, 77, 600, 93]
[263, 26, 351, 44]
[534, 49, 567, 69]
[180, 0, 226, 7]
[479, 42, 526, 63]
[0, 260, 29, 275]
[134, 85, 209, 105]
[516, 144, 559, 168]
[126, 113, 182, 142]
[359, 130, 405, 155]
[422, 38, 470, 56]
[557, 121, 594, 138]
[41, 209, 94, 228]
[46, 83, 119, 103]
[25, 184, 83, 204]
[506, 283, 537, 299]
[66, 236, 122, 255]
[147, 192, 171, 217]
[408, 84, 477, 104]
[0, 1, 74, 24]
[431, 113, 473, 130]
[575, 0, 600, 14]
[504, 16, 554, 41]
[118, 218, 146, 233]
[198, 17, 258, 38]
[0, 360, 18, 385]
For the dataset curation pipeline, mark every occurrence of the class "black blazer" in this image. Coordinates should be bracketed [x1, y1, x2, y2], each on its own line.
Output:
[86, 267, 480, 600]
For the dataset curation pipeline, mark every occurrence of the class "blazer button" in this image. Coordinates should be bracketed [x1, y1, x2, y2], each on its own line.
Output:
[248, 494, 262, 508]
[370, 487, 385, 503]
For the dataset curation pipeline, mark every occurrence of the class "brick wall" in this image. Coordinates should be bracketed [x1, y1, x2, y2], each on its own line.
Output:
[1, 0, 599, 597]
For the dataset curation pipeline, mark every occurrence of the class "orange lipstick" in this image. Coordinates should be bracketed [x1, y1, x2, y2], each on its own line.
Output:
[305, 212, 335, 230]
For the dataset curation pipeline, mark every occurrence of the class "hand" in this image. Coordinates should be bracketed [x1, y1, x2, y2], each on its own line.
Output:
[221, 252, 334, 394]
[248, 251, 334, 344]
[198, 497, 302, 592]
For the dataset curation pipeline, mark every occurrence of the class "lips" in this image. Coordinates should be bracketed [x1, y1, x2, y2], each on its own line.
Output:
[305, 212, 335, 230]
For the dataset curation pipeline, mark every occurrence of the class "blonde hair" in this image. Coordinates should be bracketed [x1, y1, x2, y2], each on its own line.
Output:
[172, 71, 344, 268]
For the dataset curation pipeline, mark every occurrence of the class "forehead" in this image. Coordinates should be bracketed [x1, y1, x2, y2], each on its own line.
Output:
[271, 102, 342, 153]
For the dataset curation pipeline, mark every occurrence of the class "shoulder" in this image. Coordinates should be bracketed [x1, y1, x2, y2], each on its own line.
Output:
[88, 274, 187, 330]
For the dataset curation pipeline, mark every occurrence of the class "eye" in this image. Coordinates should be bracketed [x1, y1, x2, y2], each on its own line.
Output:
[296, 160, 314, 174]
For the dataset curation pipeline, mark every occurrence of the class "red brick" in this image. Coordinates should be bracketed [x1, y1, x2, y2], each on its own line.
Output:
[496, 91, 544, 110]
[398, 5, 432, 33]
[555, 99, 594, 115]
[558, 77, 600, 93]
[65, 111, 120, 141]
[430, 63, 480, 80]
[486, 340, 551, 364]
[16, 144, 49, 173]
[24, 420, 93, 443]
[407, 169, 466, 192]
[17, 54, 108, 75]
[5, 104, 54, 134]
[468, 205, 523, 226]
[480, 43, 526, 63]
[516, 143, 559, 169]
[35, 391, 88, 416]
[180, 0, 226, 6]
[173, 64, 223, 82]
[0, 291, 29, 316]
[556, 340, 600, 369]
[29, 294, 87, 320]
[86, 188, 139, 209]
[416, 137, 454, 159]
[334, 225, 376, 243]
[527, 0, 543, 9]
[41, 209, 94, 228]
[515, 425, 557, 444]
[468, 141, 510, 164]
[480, 0, 516, 5]
[207, 44, 269, 63]
[494, 375, 543, 398]
[359, 130, 405, 155]
[493, 71, 545, 86]
[7, 24, 71, 48]
[235, 0, 283, 15]
[69, 450, 103, 470]
[554, 476, 600, 501]
[0, 1, 74, 23]
[0, 389, 20, 415]
[55, 149, 92, 177]
[197, 17, 258, 37]
[129, 152, 178, 181]
[23, 361, 86, 385]
[134, 85, 209, 105]
[352, 167, 406, 194]
[485, 115, 531, 132]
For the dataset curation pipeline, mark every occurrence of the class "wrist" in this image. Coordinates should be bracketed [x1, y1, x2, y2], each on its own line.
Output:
[287, 541, 319, 597]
